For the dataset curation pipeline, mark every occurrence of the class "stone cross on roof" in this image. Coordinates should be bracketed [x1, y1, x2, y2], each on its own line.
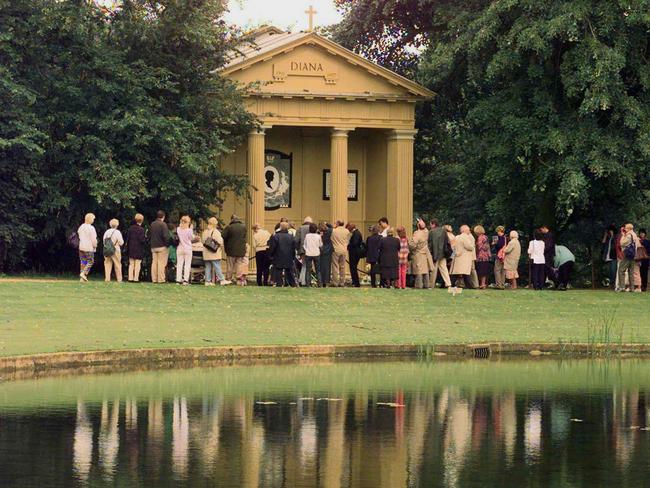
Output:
[305, 5, 317, 32]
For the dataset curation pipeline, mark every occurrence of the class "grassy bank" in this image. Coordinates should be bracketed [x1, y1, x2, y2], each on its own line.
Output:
[0, 279, 649, 357]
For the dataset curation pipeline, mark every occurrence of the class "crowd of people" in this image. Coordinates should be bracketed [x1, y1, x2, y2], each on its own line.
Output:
[72, 211, 650, 292]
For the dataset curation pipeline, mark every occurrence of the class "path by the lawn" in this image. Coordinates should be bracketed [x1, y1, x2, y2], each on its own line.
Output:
[0, 279, 648, 357]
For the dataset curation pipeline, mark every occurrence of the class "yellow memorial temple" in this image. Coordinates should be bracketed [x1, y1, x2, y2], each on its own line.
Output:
[219, 21, 434, 235]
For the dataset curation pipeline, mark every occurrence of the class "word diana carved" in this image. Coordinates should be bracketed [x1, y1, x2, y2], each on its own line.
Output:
[272, 60, 338, 84]
[290, 61, 324, 72]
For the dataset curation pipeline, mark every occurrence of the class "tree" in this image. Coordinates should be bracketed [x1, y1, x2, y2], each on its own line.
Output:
[0, 0, 48, 269]
[335, 0, 650, 276]
[0, 0, 254, 271]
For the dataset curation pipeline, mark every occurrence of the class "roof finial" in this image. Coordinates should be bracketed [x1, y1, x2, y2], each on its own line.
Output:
[305, 5, 317, 32]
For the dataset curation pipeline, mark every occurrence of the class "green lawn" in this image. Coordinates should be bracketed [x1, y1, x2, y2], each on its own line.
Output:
[0, 279, 649, 357]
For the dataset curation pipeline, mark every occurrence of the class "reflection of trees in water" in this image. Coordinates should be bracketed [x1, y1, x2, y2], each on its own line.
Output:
[17, 386, 650, 487]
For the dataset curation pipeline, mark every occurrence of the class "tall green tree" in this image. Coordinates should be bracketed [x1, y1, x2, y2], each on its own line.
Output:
[0, 0, 254, 271]
[335, 0, 650, 245]
[0, 0, 48, 268]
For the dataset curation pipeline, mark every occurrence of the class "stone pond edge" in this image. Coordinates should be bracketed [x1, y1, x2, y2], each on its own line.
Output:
[2, 342, 650, 374]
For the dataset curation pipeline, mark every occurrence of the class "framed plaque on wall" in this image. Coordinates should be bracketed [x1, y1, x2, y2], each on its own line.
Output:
[322, 169, 358, 201]
[264, 150, 292, 210]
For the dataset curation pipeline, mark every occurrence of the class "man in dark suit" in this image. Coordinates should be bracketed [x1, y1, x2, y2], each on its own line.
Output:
[268, 222, 296, 287]
[540, 225, 556, 287]
[149, 210, 169, 283]
[365, 225, 383, 288]
[428, 219, 452, 288]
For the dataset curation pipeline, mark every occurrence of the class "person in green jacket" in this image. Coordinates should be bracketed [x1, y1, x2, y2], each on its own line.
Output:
[222, 214, 247, 284]
[553, 245, 575, 291]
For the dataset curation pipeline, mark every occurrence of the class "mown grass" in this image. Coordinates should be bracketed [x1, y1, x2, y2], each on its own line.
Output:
[0, 279, 649, 357]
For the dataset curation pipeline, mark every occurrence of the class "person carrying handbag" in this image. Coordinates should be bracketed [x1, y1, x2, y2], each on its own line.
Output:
[617, 223, 642, 292]
[635, 229, 650, 291]
[102, 219, 124, 282]
[202, 217, 230, 286]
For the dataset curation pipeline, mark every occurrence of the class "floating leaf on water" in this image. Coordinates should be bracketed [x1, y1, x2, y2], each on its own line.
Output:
[377, 402, 405, 408]
[299, 397, 314, 401]
[255, 401, 278, 405]
[317, 398, 342, 401]
[570, 418, 584, 422]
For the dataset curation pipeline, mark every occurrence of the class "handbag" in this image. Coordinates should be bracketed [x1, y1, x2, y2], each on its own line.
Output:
[635, 245, 649, 261]
[168, 229, 179, 247]
[624, 241, 636, 260]
[358, 241, 367, 259]
[103, 230, 117, 257]
[203, 230, 220, 253]
[67, 231, 79, 250]
[497, 246, 506, 261]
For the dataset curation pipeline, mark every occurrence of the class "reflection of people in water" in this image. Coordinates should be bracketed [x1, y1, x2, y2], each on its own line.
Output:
[265, 170, 274, 190]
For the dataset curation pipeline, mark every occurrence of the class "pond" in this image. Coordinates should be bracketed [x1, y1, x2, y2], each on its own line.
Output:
[1, 358, 650, 487]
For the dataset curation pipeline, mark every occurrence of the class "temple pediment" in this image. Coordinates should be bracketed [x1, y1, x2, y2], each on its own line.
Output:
[221, 29, 434, 101]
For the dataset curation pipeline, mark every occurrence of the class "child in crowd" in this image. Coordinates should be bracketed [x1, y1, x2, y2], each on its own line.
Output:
[397, 226, 409, 289]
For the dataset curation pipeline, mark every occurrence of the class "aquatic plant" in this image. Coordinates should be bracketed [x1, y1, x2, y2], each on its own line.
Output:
[587, 308, 624, 357]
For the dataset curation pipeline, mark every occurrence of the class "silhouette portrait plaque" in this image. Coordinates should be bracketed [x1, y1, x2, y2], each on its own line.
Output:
[264, 150, 292, 211]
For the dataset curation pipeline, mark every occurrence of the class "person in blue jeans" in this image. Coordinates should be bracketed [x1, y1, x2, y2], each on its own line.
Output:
[201, 217, 231, 286]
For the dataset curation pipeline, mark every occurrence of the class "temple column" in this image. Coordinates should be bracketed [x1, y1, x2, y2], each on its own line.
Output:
[330, 128, 352, 224]
[386, 129, 417, 232]
[247, 126, 269, 229]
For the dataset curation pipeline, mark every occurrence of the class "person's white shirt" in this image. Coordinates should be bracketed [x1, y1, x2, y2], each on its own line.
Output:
[77, 223, 98, 252]
[528, 239, 545, 264]
[380, 228, 388, 238]
[102, 228, 124, 251]
[303, 233, 323, 257]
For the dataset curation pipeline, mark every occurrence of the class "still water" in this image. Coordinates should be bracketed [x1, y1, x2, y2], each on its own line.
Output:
[1, 358, 650, 487]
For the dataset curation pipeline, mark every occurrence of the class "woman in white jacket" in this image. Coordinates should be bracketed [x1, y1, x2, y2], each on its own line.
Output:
[528, 229, 546, 290]
[78, 213, 98, 282]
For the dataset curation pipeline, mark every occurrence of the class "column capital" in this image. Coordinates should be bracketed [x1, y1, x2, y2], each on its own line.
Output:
[249, 125, 272, 136]
[388, 129, 418, 141]
[331, 127, 354, 138]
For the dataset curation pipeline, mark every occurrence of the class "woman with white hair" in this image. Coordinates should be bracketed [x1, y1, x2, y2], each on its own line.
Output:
[176, 216, 194, 285]
[450, 225, 476, 289]
[503, 230, 522, 289]
[103, 218, 124, 282]
[78, 213, 98, 282]
[202, 217, 229, 286]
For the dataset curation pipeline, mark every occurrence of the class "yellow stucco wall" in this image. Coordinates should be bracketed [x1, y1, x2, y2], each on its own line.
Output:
[219, 127, 387, 232]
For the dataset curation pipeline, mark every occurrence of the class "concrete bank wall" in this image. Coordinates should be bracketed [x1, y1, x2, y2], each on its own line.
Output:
[2, 342, 650, 375]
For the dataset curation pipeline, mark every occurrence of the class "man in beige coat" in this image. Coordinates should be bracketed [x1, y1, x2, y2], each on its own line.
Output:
[409, 219, 431, 289]
[331, 220, 350, 287]
[450, 225, 476, 289]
